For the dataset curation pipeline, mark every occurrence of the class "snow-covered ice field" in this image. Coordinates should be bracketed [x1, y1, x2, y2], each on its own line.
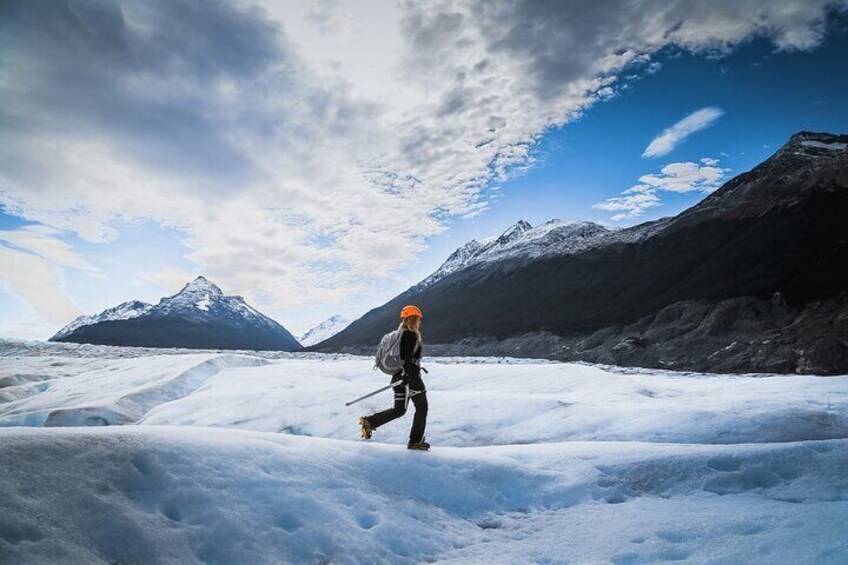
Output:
[1, 340, 847, 563]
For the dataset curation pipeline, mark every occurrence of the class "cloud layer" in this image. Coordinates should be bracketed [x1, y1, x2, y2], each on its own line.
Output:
[1, 0, 846, 326]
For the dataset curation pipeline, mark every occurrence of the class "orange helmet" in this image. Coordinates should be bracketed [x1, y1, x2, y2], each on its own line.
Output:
[400, 305, 423, 319]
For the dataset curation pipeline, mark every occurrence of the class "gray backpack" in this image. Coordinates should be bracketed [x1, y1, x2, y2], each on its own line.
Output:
[374, 329, 404, 375]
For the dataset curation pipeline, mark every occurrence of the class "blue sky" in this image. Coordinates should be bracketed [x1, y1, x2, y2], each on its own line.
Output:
[1, 1, 847, 339]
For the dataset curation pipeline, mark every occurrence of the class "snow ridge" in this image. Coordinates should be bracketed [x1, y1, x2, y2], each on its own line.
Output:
[52, 300, 152, 339]
[801, 140, 847, 151]
[299, 315, 351, 347]
[779, 131, 848, 160]
[0, 353, 269, 427]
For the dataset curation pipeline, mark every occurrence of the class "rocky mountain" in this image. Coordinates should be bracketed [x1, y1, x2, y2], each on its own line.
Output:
[299, 315, 351, 347]
[315, 132, 848, 374]
[51, 276, 302, 351]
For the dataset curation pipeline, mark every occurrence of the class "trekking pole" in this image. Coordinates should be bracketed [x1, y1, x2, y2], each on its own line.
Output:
[345, 380, 403, 407]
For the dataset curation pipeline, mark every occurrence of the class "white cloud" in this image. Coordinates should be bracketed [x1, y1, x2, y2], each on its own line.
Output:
[594, 158, 730, 221]
[642, 107, 725, 158]
[0, 288, 64, 340]
[0, 225, 100, 326]
[0, 245, 82, 325]
[0, 0, 845, 331]
[646, 62, 663, 74]
[0, 225, 99, 273]
[593, 191, 662, 221]
[636, 159, 729, 193]
[303, 0, 356, 39]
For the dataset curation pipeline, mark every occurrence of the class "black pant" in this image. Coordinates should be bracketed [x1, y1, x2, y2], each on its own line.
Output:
[367, 373, 428, 444]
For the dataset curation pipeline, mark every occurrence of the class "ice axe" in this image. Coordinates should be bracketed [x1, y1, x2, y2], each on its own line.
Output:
[344, 377, 425, 407]
[345, 380, 404, 407]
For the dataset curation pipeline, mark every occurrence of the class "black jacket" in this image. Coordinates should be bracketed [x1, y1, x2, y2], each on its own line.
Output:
[399, 329, 422, 382]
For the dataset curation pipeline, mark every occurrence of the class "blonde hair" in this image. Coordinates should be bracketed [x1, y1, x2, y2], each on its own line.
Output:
[399, 315, 423, 346]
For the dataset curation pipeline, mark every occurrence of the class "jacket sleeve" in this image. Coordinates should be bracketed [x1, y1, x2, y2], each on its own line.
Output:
[399, 330, 420, 381]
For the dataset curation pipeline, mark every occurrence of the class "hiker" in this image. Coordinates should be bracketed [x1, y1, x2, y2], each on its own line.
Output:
[359, 305, 429, 450]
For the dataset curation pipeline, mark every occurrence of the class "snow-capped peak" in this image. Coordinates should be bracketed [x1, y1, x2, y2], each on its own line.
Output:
[155, 276, 228, 313]
[416, 218, 611, 289]
[179, 276, 224, 297]
[149, 277, 286, 330]
[495, 220, 532, 245]
[299, 315, 351, 347]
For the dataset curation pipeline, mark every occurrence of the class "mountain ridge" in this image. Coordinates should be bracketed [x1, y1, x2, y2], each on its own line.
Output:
[51, 276, 302, 351]
[421, 131, 848, 289]
[52, 300, 153, 340]
[315, 131, 848, 374]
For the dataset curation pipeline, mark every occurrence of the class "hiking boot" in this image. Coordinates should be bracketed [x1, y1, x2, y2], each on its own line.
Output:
[407, 438, 430, 451]
[359, 416, 373, 440]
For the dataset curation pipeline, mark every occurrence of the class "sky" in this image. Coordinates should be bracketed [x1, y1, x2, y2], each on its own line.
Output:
[1, 0, 847, 339]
